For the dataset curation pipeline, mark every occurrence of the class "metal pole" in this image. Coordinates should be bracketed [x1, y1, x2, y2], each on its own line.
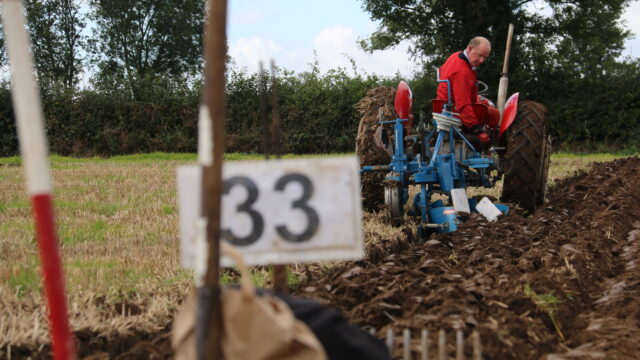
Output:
[1, 1, 76, 358]
[496, 23, 515, 118]
[197, 0, 227, 359]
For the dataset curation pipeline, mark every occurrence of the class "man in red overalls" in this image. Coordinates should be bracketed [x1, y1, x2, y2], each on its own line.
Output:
[437, 37, 499, 144]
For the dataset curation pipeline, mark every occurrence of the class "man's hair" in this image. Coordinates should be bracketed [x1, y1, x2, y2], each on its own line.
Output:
[468, 37, 491, 49]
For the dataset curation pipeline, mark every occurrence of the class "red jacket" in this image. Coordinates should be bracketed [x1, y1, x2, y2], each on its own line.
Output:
[437, 51, 479, 129]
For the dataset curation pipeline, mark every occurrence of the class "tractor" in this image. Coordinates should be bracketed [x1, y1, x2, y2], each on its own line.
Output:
[357, 74, 551, 239]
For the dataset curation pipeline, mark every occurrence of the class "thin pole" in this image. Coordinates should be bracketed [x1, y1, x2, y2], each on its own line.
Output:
[198, 0, 227, 359]
[270, 61, 283, 158]
[259, 62, 271, 159]
[268, 61, 288, 294]
[496, 23, 515, 118]
[403, 328, 411, 360]
[421, 329, 429, 360]
[1, 1, 76, 358]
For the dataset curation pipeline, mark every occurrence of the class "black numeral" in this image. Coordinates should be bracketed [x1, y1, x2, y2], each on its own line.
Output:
[221, 173, 319, 245]
[221, 176, 264, 246]
[274, 173, 319, 243]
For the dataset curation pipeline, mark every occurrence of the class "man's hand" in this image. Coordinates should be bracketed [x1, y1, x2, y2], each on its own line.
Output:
[477, 132, 490, 144]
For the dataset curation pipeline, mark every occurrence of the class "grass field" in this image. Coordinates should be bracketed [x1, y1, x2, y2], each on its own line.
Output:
[0, 151, 635, 348]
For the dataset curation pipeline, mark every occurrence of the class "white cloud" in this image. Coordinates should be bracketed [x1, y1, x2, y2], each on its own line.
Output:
[311, 24, 417, 77]
[229, 37, 285, 70]
[312, 24, 358, 69]
[622, 1, 640, 57]
[228, 24, 417, 77]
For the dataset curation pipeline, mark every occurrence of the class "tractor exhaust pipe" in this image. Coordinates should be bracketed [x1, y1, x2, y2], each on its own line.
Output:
[496, 23, 514, 118]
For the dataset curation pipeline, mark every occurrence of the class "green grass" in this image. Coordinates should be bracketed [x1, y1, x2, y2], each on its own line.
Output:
[523, 283, 565, 340]
[0, 151, 359, 167]
[5, 257, 41, 296]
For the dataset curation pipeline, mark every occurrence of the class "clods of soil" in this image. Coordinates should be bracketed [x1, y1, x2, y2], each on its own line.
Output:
[299, 157, 640, 359]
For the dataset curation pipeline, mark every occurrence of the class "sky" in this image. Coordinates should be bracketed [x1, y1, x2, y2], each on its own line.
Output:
[228, 0, 640, 77]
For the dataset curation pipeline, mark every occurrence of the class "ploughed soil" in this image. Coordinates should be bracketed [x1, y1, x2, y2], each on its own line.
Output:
[5, 157, 639, 359]
[299, 156, 640, 359]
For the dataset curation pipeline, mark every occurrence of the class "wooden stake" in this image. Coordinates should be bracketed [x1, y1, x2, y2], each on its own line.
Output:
[268, 61, 288, 294]
[421, 329, 429, 360]
[386, 328, 394, 353]
[403, 328, 411, 360]
[198, 0, 227, 359]
[259, 62, 271, 159]
[438, 330, 447, 360]
[456, 330, 464, 360]
[472, 331, 482, 360]
[270, 61, 283, 158]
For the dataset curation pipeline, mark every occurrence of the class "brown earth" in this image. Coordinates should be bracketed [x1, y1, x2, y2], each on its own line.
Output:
[5, 157, 639, 359]
[3, 327, 172, 359]
[299, 156, 640, 359]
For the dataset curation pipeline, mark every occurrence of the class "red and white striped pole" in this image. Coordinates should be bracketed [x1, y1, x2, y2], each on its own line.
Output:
[1, 0, 76, 359]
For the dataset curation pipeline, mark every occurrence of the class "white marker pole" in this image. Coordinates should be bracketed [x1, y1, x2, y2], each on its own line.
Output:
[1, 1, 76, 359]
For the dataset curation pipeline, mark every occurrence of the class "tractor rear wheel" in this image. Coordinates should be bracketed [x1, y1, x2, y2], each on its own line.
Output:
[501, 101, 551, 213]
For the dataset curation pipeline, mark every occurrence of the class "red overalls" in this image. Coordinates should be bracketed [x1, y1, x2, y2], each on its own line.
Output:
[436, 51, 499, 132]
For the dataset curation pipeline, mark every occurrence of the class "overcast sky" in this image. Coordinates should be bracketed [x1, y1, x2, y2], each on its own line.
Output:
[228, 0, 640, 77]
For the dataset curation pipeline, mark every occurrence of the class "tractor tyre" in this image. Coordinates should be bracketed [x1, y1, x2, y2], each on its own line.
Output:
[355, 86, 395, 211]
[501, 101, 551, 213]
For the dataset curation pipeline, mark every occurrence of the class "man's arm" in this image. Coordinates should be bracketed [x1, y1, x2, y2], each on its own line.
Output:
[450, 72, 480, 130]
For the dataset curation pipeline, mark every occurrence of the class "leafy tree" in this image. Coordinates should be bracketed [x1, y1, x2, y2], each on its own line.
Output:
[24, 0, 85, 92]
[88, 0, 205, 98]
[0, 21, 5, 67]
[359, 0, 631, 97]
[359, 0, 637, 146]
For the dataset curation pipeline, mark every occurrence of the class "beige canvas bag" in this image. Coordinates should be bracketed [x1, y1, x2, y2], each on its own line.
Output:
[172, 243, 327, 360]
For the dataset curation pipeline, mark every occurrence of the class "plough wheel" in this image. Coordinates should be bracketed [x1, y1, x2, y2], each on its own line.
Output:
[384, 181, 403, 226]
[501, 101, 551, 212]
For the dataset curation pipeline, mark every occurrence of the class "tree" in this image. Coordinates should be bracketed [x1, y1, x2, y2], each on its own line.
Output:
[88, 0, 205, 98]
[24, 0, 85, 92]
[0, 20, 5, 68]
[359, 0, 632, 97]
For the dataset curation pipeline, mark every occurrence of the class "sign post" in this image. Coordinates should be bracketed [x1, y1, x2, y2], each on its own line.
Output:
[198, 0, 227, 359]
[1, 0, 76, 358]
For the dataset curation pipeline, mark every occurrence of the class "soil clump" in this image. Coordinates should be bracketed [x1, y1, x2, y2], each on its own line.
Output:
[299, 157, 640, 359]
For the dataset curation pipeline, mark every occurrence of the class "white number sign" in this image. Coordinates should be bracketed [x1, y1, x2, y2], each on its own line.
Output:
[177, 156, 364, 271]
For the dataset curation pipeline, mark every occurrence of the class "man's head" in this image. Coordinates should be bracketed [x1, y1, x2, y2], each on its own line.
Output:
[466, 37, 491, 68]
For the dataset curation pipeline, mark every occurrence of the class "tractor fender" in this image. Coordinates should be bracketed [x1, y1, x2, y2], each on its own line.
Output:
[499, 92, 519, 136]
[394, 81, 413, 120]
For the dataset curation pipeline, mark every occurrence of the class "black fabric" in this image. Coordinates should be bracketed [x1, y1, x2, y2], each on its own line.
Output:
[280, 294, 391, 360]
[462, 123, 484, 135]
[254, 288, 391, 360]
[459, 126, 486, 150]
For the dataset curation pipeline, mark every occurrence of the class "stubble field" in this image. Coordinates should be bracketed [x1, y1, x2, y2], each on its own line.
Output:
[0, 152, 636, 358]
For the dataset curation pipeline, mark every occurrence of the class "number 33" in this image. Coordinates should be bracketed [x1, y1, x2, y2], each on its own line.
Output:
[221, 173, 319, 246]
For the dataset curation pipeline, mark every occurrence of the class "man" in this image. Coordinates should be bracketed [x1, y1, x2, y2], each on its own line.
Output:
[437, 36, 499, 144]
